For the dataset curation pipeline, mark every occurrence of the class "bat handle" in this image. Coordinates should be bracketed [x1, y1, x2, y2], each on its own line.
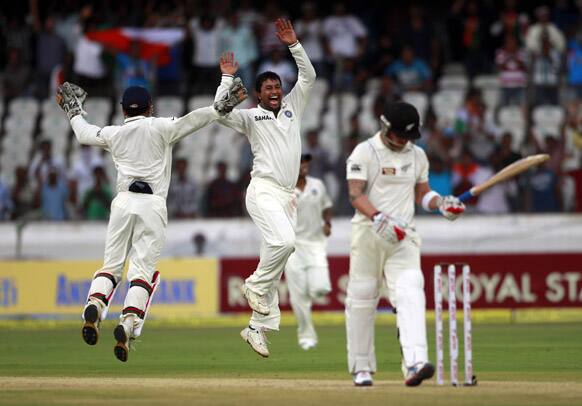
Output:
[457, 190, 474, 203]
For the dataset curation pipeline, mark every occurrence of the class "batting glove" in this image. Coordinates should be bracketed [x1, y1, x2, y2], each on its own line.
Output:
[371, 212, 407, 243]
[438, 195, 465, 221]
[56, 82, 87, 120]
[214, 77, 248, 116]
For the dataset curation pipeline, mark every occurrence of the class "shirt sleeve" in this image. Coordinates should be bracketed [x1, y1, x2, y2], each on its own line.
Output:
[283, 42, 316, 117]
[215, 74, 250, 134]
[70, 115, 108, 148]
[416, 147, 429, 184]
[346, 143, 370, 181]
[156, 106, 220, 145]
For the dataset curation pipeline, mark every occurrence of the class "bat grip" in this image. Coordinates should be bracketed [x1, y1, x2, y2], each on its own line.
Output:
[457, 190, 474, 203]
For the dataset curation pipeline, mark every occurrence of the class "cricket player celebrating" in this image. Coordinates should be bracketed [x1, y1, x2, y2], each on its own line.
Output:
[345, 101, 465, 386]
[284, 153, 333, 350]
[215, 18, 316, 357]
[56, 75, 247, 362]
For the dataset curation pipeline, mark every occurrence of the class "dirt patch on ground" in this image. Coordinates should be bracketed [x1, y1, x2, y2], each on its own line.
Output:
[2, 377, 582, 406]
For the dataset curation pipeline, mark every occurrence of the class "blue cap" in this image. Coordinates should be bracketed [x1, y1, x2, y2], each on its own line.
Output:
[121, 86, 151, 111]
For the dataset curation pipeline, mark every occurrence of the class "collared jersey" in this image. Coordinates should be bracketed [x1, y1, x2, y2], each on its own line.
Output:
[295, 176, 332, 244]
[70, 107, 219, 199]
[346, 132, 429, 226]
[215, 42, 316, 190]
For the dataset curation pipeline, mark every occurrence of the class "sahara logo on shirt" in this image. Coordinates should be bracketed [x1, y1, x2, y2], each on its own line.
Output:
[255, 115, 273, 121]
[382, 167, 396, 175]
[350, 164, 362, 172]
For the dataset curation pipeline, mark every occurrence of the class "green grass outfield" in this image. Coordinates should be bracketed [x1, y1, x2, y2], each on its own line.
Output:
[1, 317, 581, 405]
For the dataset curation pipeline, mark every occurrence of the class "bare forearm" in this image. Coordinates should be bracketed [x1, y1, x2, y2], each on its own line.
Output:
[351, 194, 378, 219]
[322, 207, 332, 224]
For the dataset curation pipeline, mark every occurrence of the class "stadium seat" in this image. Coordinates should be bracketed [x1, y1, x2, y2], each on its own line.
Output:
[188, 96, 214, 111]
[498, 106, 526, 149]
[155, 96, 183, 117]
[402, 91, 429, 122]
[84, 98, 112, 126]
[431, 90, 465, 127]
[4, 115, 35, 135]
[442, 63, 467, 76]
[532, 105, 565, 136]
[473, 75, 500, 111]
[8, 97, 39, 118]
[438, 75, 469, 92]
[40, 111, 70, 135]
[323, 93, 358, 135]
[301, 79, 328, 131]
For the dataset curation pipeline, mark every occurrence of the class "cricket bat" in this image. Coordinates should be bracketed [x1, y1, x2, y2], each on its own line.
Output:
[457, 154, 550, 203]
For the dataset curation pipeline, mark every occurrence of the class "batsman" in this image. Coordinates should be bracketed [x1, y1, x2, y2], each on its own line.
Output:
[345, 101, 466, 386]
[56, 71, 247, 361]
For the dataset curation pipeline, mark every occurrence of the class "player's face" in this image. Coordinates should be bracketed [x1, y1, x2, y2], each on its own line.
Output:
[258, 79, 283, 111]
[383, 131, 409, 151]
[299, 160, 310, 177]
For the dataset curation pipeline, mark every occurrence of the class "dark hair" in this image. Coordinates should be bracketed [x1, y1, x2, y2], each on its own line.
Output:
[255, 71, 282, 92]
[123, 105, 150, 117]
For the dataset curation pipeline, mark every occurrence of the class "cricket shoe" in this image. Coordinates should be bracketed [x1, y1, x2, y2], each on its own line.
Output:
[404, 362, 435, 387]
[353, 371, 373, 387]
[81, 302, 102, 345]
[299, 338, 317, 351]
[113, 320, 136, 362]
[240, 325, 269, 357]
[240, 284, 270, 315]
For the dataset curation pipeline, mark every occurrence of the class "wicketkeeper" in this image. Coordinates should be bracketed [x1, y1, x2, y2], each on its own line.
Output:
[214, 19, 316, 357]
[345, 101, 466, 386]
[56, 71, 247, 362]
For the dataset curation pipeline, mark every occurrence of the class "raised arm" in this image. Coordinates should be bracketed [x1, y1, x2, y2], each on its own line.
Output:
[56, 82, 108, 147]
[165, 58, 248, 144]
[277, 19, 316, 114]
[214, 52, 249, 133]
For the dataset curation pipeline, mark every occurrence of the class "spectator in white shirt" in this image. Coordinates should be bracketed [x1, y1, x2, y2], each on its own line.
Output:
[529, 35, 562, 106]
[258, 48, 296, 92]
[322, 3, 367, 60]
[525, 6, 566, 54]
[295, 2, 327, 77]
[219, 11, 258, 91]
[190, 15, 223, 94]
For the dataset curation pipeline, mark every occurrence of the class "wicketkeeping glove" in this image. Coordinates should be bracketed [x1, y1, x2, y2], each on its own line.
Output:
[214, 77, 248, 116]
[371, 212, 407, 243]
[56, 82, 88, 120]
[438, 195, 465, 221]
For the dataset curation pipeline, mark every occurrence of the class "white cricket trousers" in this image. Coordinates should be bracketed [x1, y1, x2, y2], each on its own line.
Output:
[285, 241, 331, 343]
[245, 177, 297, 331]
[85, 192, 167, 337]
[346, 223, 428, 374]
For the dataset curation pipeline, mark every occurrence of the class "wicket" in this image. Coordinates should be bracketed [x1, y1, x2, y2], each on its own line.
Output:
[433, 263, 477, 386]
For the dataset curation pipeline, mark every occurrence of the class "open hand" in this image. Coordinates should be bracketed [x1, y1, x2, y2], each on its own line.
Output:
[219, 52, 239, 75]
[275, 18, 297, 46]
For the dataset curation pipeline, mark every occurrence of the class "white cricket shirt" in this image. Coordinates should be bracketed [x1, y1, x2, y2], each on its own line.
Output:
[295, 176, 333, 244]
[346, 132, 429, 226]
[70, 107, 220, 199]
[215, 42, 316, 190]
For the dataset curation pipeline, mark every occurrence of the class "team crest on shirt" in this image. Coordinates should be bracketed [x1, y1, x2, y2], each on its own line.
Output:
[284, 110, 292, 118]
[382, 167, 396, 175]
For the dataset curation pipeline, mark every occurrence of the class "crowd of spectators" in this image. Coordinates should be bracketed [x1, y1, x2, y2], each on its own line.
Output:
[1, 0, 582, 222]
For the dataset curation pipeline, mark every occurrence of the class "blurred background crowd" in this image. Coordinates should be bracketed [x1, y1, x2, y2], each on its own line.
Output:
[0, 0, 582, 223]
